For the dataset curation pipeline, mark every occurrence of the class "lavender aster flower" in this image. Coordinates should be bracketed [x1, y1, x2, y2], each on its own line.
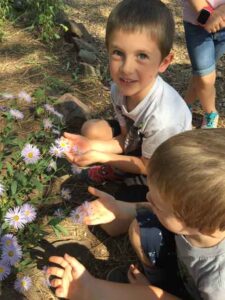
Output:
[21, 203, 37, 223]
[0, 182, 5, 197]
[9, 109, 24, 120]
[1, 243, 22, 266]
[70, 201, 92, 224]
[55, 137, 71, 152]
[1, 234, 18, 250]
[61, 188, 71, 200]
[43, 118, 53, 130]
[0, 260, 11, 281]
[18, 91, 32, 103]
[5, 206, 27, 230]
[49, 144, 64, 158]
[42, 266, 51, 287]
[21, 144, 40, 164]
[44, 104, 55, 114]
[14, 276, 32, 293]
[53, 208, 65, 219]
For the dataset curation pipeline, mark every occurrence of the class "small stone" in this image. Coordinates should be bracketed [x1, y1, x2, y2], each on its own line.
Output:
[78, 49, 97, 64]
[78, 62, 98, 77]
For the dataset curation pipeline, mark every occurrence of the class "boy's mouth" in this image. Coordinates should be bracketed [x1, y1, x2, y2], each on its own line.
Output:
[119, 77, 137, 84]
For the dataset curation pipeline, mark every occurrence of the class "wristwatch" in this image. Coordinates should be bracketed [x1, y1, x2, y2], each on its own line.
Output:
[197, 5, 214, 25]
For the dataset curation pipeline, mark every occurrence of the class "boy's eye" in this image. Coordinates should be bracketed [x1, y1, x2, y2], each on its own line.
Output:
[112, 49, 123, 57]
[138, 53, 149, 60]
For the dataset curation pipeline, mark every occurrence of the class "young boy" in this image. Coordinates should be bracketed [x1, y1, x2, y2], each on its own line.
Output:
[183, 0, 225, 128]
[48, 129, 225, 300]
[64, 0, 191, 195]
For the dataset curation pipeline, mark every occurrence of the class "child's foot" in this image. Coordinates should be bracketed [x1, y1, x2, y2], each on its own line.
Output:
[201, 111, 219, 129]
[74, 165, 121, 185]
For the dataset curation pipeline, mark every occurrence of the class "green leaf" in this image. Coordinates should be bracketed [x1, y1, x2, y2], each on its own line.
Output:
[55, 224, 68, 236]
[6, 162, 13, 176]
[11, 181, 17, 195]
[52, 226, 61, 238]
[48, 217, 61, 226]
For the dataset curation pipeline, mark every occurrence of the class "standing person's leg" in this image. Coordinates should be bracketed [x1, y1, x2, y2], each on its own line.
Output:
[183, 22, 219, 128]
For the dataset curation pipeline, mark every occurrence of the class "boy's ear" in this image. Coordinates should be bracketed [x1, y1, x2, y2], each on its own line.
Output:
[158, 52, 174, 73]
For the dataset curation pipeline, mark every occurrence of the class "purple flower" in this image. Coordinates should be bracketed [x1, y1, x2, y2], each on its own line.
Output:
[1, 234, 18, 250]
[49, 144, 64, 158]
[14, 276, 32, 293]
[55, 137, 71, 152]
[70, 201, 92, 224]
[1, 243, 22, 266]
[21, 203, 37, 223]
[18, 91, 32, 103]
[43, 118, 53, 130]
[44, 104, 55, 114]
[9, 109, 24, 120]
[42, 266, 51, 287]
[53, 208, 65, 219]
[21, 143, 40, 164]
[0, 260, 11, 281]
[5, 206, 27, 230]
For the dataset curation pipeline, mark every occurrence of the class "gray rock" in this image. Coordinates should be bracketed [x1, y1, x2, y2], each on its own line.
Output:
[55, 93, 91, 131]
[72, 37, 98, 53]
[68, 20, 92, 41]
[78, 49, 97, 64]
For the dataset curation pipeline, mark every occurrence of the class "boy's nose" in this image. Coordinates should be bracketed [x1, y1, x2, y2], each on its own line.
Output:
[120, 57, 135, 75]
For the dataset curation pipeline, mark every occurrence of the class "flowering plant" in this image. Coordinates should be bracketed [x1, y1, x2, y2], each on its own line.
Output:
[0, 89, 79, 292]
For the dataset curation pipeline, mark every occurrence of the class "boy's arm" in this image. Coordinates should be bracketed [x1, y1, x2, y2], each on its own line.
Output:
[69, 151, 149, 175]
[64, 132, 125, 154]
[48, 254, 181, 300]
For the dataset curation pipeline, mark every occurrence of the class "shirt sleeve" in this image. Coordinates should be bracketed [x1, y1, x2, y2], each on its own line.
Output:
[142, 126, 185, 158]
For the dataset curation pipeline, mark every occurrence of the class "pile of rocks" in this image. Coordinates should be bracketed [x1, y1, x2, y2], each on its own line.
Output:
[64, 20, 100, 78]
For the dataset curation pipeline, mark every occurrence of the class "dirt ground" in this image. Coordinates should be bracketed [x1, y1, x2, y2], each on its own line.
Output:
[1, 0, 225, 299]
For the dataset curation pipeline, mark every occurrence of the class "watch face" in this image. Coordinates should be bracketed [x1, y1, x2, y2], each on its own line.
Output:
[197, 9, 211, 25]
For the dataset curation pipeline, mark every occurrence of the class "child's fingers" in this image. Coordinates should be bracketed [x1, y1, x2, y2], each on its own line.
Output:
[47, 266, 64, 278]
[88, 186, 113, 200]
[49, 256, 69, 269]
[64, 254, 85, 274]
[64, 132, 78, 140]
[50, 278, 62, 288]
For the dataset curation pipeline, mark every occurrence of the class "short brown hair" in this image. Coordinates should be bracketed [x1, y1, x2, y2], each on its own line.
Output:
[105, 0, 175, 59]
[148, 129, 225, 234]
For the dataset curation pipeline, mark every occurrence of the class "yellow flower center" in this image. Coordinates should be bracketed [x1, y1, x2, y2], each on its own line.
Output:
[13, 215, 19, 221]
[6, 240, 12, 246]
[21, 280, 26, 287]
[0, 267, 4, 273]
[28, 152, 33, 158]
[8, 250, 14, 257]
[25, 211, 30, 216]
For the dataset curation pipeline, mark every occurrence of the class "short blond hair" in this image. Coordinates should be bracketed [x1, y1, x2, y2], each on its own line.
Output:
[148, 129, 225, 234]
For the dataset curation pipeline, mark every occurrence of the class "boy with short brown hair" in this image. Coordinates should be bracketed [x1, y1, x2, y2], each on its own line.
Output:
[48, 129, 225, 300]
[64, 0, 191, 198]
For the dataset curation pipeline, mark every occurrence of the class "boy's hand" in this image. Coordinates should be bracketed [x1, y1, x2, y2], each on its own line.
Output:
[64, 132, 92, 153]
[65, 150, 105, 166]
[48, 254, 92, 300]
[204, 5, 225, 33]
[81, 186, 118, 225]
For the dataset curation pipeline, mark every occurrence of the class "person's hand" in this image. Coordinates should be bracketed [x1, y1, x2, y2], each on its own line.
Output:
[64, 132, 92, 153]
[79, 186, 118, 225]
[204, 5, 225, 33]
[65, 150, 106, 167]
[48, 254, 93, 300]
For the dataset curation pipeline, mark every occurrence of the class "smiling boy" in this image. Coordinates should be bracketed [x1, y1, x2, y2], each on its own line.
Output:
[64, 0, 191, 200]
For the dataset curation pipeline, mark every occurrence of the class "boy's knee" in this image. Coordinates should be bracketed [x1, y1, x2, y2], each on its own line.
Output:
[81, 119, 113, 140]
[129, 219, 151, 266]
